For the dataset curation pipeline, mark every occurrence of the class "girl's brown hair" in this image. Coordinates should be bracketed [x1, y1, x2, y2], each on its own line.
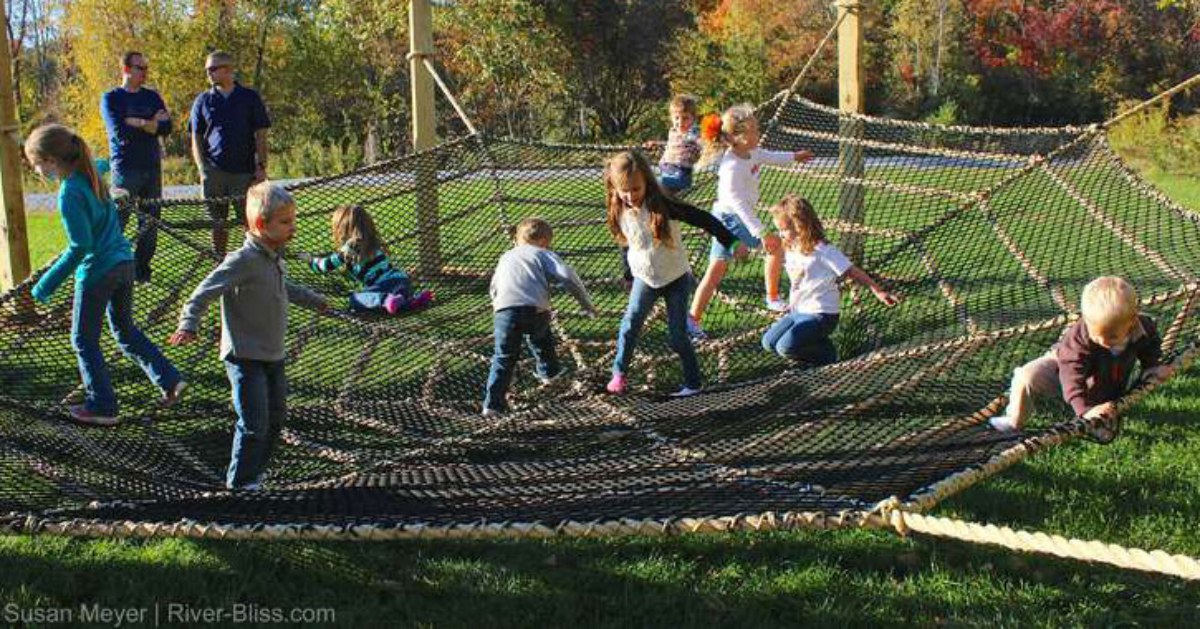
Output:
[24, 124, 109, 203]
[604, 151, 674, 247]
[770, 195, 826, 255]
[330, 204, 385, 265]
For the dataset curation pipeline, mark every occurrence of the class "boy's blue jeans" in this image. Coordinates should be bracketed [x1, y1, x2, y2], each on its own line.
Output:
[72, 261, 181, 416]
[659, 164, 693, 194]
[613, 274, 701, 389]
[224, 357, 287, 489]
[349, 275, 411, 312]
[762, 312, 840, 365]
[484, 306, 559, 412]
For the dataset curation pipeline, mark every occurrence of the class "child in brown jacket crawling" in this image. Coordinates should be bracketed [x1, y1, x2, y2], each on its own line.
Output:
[990, 276, 1174, 434]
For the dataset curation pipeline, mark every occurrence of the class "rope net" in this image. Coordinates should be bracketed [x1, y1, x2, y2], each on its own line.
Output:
[1, 94, 1198, 538]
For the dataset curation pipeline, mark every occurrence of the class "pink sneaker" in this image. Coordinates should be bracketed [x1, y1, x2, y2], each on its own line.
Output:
[68, 405, 118, 427]
[383, 294, 407, 315]
[409, 290, 434, 310]
[606, 373, 627, 395]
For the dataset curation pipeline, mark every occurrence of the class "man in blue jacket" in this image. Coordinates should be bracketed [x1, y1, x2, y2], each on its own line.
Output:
[190, 50, 272, 256]
[100, 51, 171, 283]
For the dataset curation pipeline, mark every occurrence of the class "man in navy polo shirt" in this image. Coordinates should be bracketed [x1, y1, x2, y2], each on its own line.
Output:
[190, 50, 272, 256]
[101, 51, 171, 283]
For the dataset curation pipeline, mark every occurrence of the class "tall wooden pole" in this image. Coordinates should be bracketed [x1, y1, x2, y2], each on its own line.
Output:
[836, 0, 867, 263]
[0, 1, 30, 291]
[409, 0, 441, 276]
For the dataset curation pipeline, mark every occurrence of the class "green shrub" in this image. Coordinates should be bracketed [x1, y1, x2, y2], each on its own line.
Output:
[1109, 102, 1198, 177]
[273, 136, 366, 180]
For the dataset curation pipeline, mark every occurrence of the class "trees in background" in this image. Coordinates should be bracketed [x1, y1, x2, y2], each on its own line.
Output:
[437, 0, 570, 140]
[0, 0, 1194, 178]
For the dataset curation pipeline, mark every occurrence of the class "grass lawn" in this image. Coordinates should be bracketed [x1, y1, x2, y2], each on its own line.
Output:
[2, 151, 1200, 626]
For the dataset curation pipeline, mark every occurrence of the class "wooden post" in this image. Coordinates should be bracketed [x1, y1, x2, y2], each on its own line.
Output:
[0, 0, 30, 292]
[409, 0, 442, 276]
[836, 0, 867, 264]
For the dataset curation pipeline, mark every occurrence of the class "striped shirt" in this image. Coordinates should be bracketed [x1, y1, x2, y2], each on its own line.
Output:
[309, 242, 408, 287]
[659, 126, 702, 172]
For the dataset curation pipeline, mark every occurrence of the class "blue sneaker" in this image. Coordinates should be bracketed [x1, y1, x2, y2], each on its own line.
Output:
[686, 315, 708, 341]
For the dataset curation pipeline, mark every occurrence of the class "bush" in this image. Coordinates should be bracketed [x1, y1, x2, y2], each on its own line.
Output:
[162, 156, 198, 186]
[273, 136, 365, 180]
[1109, 102, 1199, 177]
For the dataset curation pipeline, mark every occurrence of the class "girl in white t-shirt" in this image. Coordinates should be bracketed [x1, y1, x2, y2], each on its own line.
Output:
[688, 104, 813, 340]
[762, 195, 900, 364]
[605, 151, 743, 397]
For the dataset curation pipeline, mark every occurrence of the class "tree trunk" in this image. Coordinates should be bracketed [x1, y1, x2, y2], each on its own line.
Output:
[931, 0, 946, 97]
[364, 120, 378, 165]
[253, 8, 274, 87]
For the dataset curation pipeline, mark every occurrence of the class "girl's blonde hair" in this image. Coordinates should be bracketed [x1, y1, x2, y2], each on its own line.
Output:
[331, 204, 385, 265]
[604, 151, 674, 248]
[697, 103, 758, 169]
[24, 124, 109, 203]
[769, 195, 826, 255]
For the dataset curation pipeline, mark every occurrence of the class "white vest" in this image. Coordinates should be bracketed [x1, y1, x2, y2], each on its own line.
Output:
[620, 205, 689, 288]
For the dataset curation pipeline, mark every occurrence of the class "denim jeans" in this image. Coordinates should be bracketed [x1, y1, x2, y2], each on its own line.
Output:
[613, 274, 701, 389]
[349, 275, 411, 312]
[71, 261, 181, 416]
[113, 168, 162, 282]
[659, 164, 693, 194]
[483, 306, 559, 412]
[224, 357, 288, 489]
[762, 312, 840, 365]
[709, 213, 763, 260]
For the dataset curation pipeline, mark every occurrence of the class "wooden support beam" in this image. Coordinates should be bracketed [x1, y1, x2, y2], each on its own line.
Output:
[0, 0, 30, 292]
[836, 0, 866, 263]
[409, 0, 442, 275]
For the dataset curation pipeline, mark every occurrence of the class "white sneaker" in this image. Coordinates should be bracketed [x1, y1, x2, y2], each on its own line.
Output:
[989, 415, 1019, 432]
[481, 408, 502, 418]
[161, 380, 187, 408]
[670, 386, 702, 398]
[765, 298, 789, 313]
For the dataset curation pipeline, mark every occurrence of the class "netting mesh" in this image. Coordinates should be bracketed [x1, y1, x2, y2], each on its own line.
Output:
[1, 94, 1198, 536]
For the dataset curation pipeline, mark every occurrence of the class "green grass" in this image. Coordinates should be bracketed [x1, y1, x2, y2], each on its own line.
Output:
[4, 164, 1200, 626]
[24, 212, 66, 268]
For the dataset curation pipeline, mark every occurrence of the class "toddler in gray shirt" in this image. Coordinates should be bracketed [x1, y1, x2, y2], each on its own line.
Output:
[484, 218, 595, 416]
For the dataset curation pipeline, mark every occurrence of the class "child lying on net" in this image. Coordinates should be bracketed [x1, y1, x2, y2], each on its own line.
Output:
[990, 276, 1174, 437]
[298, 204, 433, 315]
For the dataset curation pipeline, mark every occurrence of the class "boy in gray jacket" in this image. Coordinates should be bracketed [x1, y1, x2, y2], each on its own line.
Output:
[484, 218, 595, 416]
[170, 182, 327, 489]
